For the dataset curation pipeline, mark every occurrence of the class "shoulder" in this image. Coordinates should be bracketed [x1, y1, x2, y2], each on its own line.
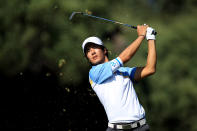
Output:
[89, 62, 111, 82]
[88, 58, 123, 85]
[89, 62, 110, 74]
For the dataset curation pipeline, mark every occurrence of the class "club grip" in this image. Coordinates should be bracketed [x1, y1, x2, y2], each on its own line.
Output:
[151, 30, 157, 35]
[132, 26, 157, 35]
[132, 26, 137, 29]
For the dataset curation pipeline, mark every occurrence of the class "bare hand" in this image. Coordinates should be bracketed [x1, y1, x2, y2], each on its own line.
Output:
[137, 25, 149, 38]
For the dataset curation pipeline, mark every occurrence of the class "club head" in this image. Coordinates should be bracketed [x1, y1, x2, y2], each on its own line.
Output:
[69, 12, 83, 20]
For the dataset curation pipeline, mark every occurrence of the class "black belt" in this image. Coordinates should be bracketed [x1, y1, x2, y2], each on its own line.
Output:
[108, 118, 146, 130]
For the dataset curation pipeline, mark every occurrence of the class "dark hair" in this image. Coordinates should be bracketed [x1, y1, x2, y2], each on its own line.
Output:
[84, 42, 109, 58]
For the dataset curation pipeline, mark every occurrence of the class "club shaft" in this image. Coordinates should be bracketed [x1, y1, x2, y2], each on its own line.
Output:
[69, 12, 157, 35]
[83, 13, 137, 29]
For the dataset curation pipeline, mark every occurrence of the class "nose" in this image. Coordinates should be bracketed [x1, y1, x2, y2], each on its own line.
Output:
[90, 48, 96, 55]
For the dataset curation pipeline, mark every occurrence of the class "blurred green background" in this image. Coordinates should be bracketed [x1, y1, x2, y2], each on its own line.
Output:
[1, 0, 197, 130]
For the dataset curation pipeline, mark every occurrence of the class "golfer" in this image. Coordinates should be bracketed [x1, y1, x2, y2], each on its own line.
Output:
[82, 25, 156, 131]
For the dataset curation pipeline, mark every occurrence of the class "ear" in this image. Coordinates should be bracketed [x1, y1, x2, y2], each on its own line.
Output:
[104, 48, 107, 55]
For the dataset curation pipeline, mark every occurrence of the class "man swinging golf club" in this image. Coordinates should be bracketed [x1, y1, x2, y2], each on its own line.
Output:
[82, 25, 156, 131]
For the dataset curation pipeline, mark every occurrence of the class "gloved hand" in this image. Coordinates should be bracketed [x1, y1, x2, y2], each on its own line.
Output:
[146, 27, 156, 40]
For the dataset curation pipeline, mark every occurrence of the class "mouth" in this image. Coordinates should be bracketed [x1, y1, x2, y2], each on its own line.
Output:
[92, 56, 97, 60]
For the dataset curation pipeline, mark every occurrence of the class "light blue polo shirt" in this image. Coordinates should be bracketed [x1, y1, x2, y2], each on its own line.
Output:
[89, 57, 145, 123]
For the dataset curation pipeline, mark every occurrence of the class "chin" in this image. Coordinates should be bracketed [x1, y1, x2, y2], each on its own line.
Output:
[91, 60, 103, 66]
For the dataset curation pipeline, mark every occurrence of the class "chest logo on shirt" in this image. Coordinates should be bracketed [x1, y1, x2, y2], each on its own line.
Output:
[89, 78, 93, 85]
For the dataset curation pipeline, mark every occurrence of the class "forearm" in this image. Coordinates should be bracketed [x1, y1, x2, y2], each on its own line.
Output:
[119, 36, 144, 64]
[134, 40, 156, 81]
[146, 40, 157, 73]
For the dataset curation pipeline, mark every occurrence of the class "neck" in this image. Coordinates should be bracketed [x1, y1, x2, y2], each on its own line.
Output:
[91, 56, 109, 66]
[104, 56, 109, 62]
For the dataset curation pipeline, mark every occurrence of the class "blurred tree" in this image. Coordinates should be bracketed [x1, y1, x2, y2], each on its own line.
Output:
[0, 0, 197, 130]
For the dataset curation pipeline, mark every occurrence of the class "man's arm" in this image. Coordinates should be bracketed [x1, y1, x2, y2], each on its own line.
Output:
[134, 39, 157, 81]
[118, 25, 148, 63]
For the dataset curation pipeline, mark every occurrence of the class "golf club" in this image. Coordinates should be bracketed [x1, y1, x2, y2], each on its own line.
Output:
[69, 12, 157, 35]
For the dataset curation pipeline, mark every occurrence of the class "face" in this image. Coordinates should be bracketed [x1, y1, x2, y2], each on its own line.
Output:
[85, 44, 107, 65]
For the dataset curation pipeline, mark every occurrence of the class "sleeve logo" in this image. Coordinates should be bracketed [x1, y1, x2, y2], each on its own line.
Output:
[111, 59, 120, 72]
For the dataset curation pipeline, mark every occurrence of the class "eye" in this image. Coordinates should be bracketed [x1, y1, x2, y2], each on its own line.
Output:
[85, 48, 90, 54]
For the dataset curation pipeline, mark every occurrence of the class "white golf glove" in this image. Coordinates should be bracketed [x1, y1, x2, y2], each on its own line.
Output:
[146, 27, 156, 40]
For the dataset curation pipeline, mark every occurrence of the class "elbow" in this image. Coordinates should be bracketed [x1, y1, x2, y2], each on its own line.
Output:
[150, 69, 156, 75]
[145, 67, 156, 76]
[148, 68, 156, 75]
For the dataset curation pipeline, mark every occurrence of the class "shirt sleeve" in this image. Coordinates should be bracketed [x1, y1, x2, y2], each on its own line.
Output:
[117, 67, 137, 81]
[126, 67, 137, 80]
[89, 57, 123, 86]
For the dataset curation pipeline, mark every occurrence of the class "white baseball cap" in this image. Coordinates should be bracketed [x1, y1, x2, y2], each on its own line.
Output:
[82, 36, 103, 53]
